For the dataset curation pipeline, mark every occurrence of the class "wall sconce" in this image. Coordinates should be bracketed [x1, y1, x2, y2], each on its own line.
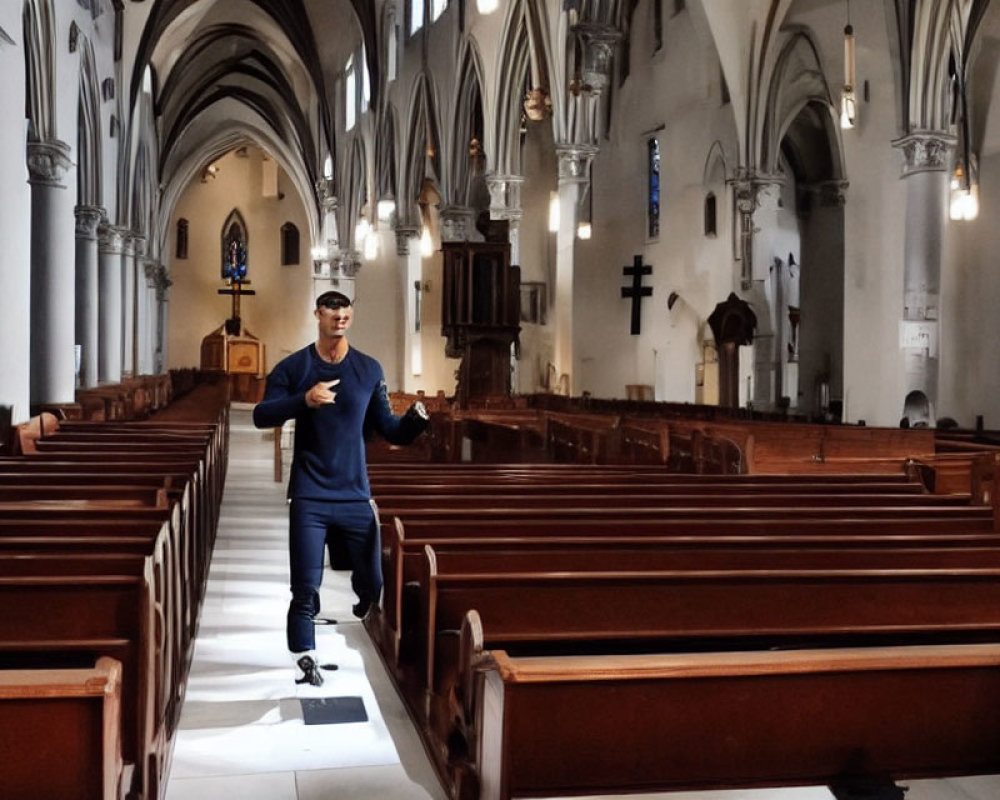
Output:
[548, 191, 560, 233]
[200, 163, 220, 183]
[576, 221, 592, 240]
[950, 159, 980, 221]
[840, 1, 857, 130]
[420, 226, 433, 257]
[363, 230, 379, 260]
[377, 193, 396, 222]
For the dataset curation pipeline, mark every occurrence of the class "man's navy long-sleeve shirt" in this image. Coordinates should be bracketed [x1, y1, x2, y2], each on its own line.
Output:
[252, 344, 425, 501]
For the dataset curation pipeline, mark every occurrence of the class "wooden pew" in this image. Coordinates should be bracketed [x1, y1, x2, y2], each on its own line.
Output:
[0, 656, 123, 800]
[472, 638, 1000, 800]
[408, 548, 1000, 799]
[0, 555, 160, 800]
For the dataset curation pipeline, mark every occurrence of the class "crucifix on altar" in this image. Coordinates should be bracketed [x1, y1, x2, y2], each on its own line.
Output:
[621, 254, 653, 335]
[218, 276, 255, 336]
[200, 208, 266, 392]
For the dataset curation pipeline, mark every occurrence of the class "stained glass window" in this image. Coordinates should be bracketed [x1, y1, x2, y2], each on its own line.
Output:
[221, 209, 248, 281]
[647, 137, 660, 239]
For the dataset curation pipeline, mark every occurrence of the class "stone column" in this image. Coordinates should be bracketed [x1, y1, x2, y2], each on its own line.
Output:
[486, 174, 524, 263]
[893, 132, 954, 424]
[136, 259, 158, 376]
[97, 222, 124, 383]
[553, 146, 597, 396]
[121, 234, 140, 377]
[27, 139, 75, 406]
[74, 205, 103, 388]
[153, 265, 171, 375]
[396, 226, 421, 391]
[799, 181, 848, 418]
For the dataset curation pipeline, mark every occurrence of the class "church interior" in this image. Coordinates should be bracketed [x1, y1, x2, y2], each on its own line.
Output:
[5, 1, 1000, 799]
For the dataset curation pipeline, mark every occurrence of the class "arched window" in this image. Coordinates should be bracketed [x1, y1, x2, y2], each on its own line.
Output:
[281, 222, 300, 266]
[176, 218, 189, 259]
[704, 192, 717, 237]
[409, 0, 424, 35]
[647, 137, 660, 240]
[221, 208, 249, 281]
[345, 55, 357, 131]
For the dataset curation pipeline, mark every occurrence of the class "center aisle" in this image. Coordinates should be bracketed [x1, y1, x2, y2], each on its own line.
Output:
[165, 405, 447, 800]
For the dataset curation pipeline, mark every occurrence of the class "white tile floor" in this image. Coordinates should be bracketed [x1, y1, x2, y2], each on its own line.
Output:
[164, 406, 1000, 800]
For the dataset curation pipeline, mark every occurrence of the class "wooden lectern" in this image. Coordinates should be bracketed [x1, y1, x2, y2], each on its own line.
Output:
[200, 278, 266, 401]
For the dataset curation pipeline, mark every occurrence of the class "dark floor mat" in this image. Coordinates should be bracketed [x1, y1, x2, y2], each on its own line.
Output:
[300, 696, 368, 725]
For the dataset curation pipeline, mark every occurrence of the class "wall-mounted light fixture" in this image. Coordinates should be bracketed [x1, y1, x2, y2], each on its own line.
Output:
[420, 226, 433, 257]
[200, 163, 220, 183]
[950, 158, 980, 221]
[548, 191, 560, 233]
[840, 1, 857, 130]
[376, 192, 396, 222]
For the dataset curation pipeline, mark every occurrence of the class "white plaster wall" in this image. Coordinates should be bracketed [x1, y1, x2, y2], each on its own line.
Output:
[0, 10, 31, 423]
[166, 148, 316, 374]
[939, 150, 1000, 428]
[576, 2, 739, 402]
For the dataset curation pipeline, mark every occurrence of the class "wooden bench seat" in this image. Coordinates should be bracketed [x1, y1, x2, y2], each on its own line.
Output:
[375, 492, 968, 512]
[399, 548, 1000, 799]
[472, 639, 1000, 800]
[0, 656, 123, 800]
[0, 557, 160, 800]
[372, 479, 928, 495]
[416, 546, 1000, 698]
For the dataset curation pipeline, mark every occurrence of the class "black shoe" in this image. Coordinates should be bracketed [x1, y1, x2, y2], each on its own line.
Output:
[295, 654, 324, 687]
[352, 598, 372, 619]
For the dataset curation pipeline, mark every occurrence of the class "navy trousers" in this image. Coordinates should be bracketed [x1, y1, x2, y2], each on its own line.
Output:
[286, 498, 380, 653]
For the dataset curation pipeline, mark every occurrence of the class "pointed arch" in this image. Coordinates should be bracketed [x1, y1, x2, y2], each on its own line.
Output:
[493, 12, 533, 177]
[22, 0, 56, 142]
[341, 136, 368, 250]
[760, 29, 843, 180]
[400, 74, 443, 228]
[376, 108, 398, 206]
[450, 40, 487, 208]
[77, 37, 103, 206]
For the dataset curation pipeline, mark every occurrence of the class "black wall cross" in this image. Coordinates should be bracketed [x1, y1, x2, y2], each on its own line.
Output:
[621, 254, 653, 335]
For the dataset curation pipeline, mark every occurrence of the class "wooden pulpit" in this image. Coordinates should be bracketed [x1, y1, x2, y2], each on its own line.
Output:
[441, 240, 520, 407]
[199, 320, 265, 377]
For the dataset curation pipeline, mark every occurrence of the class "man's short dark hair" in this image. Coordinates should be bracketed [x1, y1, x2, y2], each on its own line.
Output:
[315, 290, 353, 310]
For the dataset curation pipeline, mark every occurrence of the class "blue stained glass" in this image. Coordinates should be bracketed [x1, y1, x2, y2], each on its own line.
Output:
[222, 220, 248, 281]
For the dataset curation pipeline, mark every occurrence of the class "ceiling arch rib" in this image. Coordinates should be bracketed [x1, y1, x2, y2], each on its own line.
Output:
[158, 112, 322, 257]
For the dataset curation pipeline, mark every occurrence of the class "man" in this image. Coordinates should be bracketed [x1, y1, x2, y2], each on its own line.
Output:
[253, 290, 428, 687]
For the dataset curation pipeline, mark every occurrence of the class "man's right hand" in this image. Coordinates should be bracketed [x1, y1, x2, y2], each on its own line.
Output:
[305, 379, 340, 408]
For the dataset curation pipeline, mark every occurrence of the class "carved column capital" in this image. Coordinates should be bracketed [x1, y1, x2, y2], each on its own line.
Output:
[336, 250, 362, 278]
[806, 180, 850, 209]
[26, 139, 72, 187]
[572, 22, 623, 93]
[485, 173, 524, 222]
[439, 205, 477, 243]
[556, 144, 598, 184]
[153, 264, 172, 301]
[75, 205, 104, 239]
[395, 226, 419, 256]
[98, 221, 125, 255]
[892, 132, 956, 177]
[316, 179, 337, 214]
